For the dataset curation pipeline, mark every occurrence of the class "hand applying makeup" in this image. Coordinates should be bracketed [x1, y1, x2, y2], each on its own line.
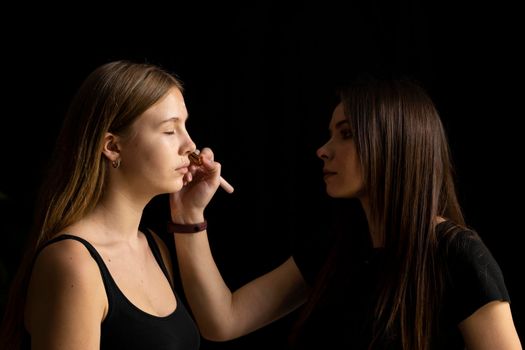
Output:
[189, 149, 234, 194]
[169, 147, 227, 223]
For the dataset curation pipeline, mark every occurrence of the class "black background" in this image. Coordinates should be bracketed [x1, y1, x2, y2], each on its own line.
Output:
[1, 1, 523, 348]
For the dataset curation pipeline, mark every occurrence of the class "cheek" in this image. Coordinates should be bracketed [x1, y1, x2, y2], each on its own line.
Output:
[343, 155, 363, 187]
[145, 147, 171, 167]
[127, 139, 166, 166]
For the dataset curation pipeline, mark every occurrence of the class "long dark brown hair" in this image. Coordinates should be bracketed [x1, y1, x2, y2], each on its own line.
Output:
[0, 60, 183, 349]
[293, 77, 465, 350]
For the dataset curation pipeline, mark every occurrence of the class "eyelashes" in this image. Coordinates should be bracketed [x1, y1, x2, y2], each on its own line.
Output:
[341, 129, 354, 139]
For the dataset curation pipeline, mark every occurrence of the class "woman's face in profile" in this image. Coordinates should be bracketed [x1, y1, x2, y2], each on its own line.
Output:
[316, 103, 365, 199]
[117, 88, 196, 196]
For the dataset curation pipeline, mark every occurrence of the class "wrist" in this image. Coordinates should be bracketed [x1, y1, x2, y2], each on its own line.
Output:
[170, 212, 205, 224]
[168, 219, 207, 234]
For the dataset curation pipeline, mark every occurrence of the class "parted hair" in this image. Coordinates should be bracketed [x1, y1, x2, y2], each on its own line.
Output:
[0, 60, 183, 349]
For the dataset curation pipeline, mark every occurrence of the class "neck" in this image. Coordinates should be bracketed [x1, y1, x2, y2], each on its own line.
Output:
[83, 187, 150, 242]
[359, 196, 383, 248]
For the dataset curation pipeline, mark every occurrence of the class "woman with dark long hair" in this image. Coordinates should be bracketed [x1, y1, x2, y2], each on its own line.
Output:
[170, 77, 522, 349]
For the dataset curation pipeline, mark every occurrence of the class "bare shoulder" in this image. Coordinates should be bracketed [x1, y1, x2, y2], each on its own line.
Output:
[25, 238, 107, 333]
[30, 237, 102, 287]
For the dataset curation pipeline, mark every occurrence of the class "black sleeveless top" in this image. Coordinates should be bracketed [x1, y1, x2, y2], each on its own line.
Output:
[24, 230, 200, 350]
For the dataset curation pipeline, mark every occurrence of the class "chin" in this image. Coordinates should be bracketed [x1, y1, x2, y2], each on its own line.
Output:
[166, 179, 184, 193]
[326, 186, 359, 199]
[326, 188, 344, 198]
[173, 183, 185, 192]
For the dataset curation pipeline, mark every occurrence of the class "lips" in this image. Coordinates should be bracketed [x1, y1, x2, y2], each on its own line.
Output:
[323, 170, 337, 179]
[175, 162, 190, 172]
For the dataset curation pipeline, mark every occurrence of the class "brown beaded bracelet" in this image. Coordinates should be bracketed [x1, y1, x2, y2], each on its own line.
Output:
[167, 220, 208, 233]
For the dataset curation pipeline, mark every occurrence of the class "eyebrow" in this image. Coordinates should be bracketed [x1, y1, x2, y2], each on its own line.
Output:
[328, 119, 350, 137]
[329, 119, 349, 131]
[335, 120, 349, 129]
[160, 114, 189, 124]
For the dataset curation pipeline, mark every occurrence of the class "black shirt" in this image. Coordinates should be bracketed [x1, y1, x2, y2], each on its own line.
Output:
[292, 221, 510, 349]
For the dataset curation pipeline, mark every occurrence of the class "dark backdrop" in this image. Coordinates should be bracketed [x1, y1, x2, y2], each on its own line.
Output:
[1, 2, 522, 348]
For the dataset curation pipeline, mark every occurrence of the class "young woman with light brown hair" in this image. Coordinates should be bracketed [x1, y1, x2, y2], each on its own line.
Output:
[0, 60, 225, 349]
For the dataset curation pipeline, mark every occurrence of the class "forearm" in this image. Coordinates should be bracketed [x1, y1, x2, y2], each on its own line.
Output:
[174, 231, 309, 341]
[174, 231, 235, 340]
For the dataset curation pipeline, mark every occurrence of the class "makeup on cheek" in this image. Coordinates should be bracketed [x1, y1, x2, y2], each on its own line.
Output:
[189, 150, 234, 194]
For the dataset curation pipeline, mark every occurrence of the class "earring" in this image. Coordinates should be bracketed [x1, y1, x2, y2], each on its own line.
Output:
[112, 159, 121, 169]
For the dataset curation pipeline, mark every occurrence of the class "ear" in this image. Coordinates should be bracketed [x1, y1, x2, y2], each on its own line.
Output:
[101, 132, 121, 161]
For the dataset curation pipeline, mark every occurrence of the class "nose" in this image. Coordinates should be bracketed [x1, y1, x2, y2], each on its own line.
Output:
[182, 132, 197, 156]
[316, 143, 330, 160]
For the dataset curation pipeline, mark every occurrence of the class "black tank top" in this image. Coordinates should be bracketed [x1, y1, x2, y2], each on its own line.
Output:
[26, 230, 200, 350]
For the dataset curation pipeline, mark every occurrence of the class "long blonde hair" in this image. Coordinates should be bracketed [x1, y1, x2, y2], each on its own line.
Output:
[0, 60, 183, 349]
